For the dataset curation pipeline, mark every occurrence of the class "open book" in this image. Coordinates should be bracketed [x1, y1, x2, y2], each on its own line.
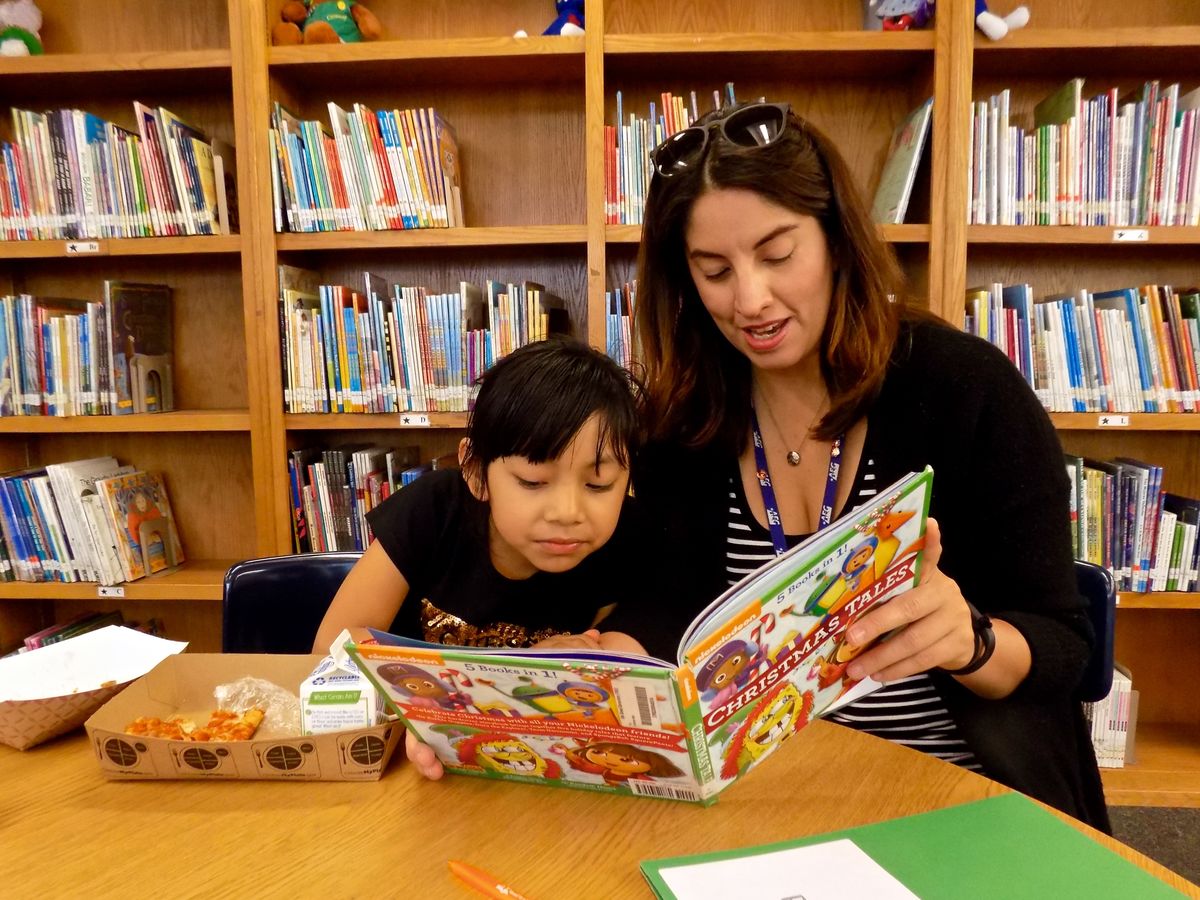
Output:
[347, 467, 932, 804]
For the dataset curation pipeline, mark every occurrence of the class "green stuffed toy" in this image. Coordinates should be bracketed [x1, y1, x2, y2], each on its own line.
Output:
[271, 0, 382, 46]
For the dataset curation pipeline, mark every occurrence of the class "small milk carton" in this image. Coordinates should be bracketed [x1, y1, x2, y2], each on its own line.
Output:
[299, 630, 380, 735]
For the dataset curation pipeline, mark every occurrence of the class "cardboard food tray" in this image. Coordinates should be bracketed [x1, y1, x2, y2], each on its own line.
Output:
[85, 653, 401, 781]
[1, 681, 131, 751]
[0, 626, 187, 751]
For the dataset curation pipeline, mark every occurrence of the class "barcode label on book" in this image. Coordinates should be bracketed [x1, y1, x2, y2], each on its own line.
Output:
[613, 682, 661, 729]
[1097, 415, 1130, 427]
[1111, 229, 1148, 242]
[626, 781, 700, 802]
[399, 414, 431, 427]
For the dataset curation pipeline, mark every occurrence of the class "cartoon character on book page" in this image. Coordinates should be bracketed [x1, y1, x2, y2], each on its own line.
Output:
[429, 725, 564, 781]
[707, 682, 816, 784]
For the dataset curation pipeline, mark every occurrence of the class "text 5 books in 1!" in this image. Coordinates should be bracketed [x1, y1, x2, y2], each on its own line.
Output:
[348, 468, 932, 804]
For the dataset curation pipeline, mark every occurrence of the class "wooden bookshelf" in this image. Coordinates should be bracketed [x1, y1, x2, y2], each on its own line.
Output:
[0, 236, 242, 259]
[968, 226, 1200, 245]
[1, 0, 1197, 805]
[1101, 723, 1200, 808]
[0, 0, 257, 658]
[0, 411, 251, 434]
[950, 0, 1200, 808]
[276, 226, 588, 252]
[605, 224, 932, 244]
[0, 559, 232, 601]
[283, 412, 469, 431]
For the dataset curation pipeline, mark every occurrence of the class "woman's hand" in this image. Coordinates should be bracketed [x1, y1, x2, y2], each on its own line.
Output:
[404, 728, 444, 780]
[843, 518, 1031, 698]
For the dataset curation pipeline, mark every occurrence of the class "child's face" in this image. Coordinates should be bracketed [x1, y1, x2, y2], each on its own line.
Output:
[480, 414, 629, 579]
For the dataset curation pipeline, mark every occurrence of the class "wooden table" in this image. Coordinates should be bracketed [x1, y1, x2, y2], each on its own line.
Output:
[4, 721, 1196, 898]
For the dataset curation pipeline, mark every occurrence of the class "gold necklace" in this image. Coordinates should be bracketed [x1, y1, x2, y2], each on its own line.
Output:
[756, 389, 827, 467]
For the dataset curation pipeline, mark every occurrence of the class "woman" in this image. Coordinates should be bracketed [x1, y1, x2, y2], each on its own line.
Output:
[626, 101, 1108, 830]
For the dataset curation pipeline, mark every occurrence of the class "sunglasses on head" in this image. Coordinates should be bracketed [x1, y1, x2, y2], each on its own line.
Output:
[649, 101, 792, 178]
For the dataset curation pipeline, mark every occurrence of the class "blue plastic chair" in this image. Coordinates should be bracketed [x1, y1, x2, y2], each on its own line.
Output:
[222, 552, 362, 653]
[1075, 559, 1117, 703]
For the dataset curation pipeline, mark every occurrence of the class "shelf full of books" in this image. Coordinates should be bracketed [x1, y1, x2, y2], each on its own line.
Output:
[278, 265, 567, 415]
[269, 101, 463, 234]
[969, 79, 1200, 227]
[2, 103, 236, 241]
[965, 282, 1200, 415]
[1063, 455, 1200, 599]
[0, 456, 184, 588]
[0, 282, 174, 419]
[287, 444, 455, 555]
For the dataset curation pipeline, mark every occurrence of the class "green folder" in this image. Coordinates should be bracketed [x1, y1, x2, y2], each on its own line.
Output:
[642, 793, 1186, 899]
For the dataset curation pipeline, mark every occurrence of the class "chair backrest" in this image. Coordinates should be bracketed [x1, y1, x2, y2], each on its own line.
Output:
[1075, 559, 1116, 703]
[222, 552, 362, 653]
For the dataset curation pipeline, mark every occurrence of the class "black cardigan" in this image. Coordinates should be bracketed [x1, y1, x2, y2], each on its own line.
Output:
[627, 318, 1110, 831]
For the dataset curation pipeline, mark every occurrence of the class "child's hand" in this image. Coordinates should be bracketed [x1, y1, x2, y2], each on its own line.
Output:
[595, 631, 648, 655]
[532, 629, 604, 651]
[404, 728, 444, 780]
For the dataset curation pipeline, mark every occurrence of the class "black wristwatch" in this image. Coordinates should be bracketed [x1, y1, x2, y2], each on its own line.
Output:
[940, 602, 995, 676]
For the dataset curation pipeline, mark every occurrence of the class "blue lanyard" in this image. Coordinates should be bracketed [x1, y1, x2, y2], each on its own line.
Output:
[750, 406, 844, 557]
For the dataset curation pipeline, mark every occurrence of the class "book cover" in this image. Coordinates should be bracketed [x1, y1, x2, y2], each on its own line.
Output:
[45, 457, 133, 583]
[348, 468, 932, 804]
[870, 98, 932, 224]
[103, 281, 173, 415]
[95, 470, 185, 581]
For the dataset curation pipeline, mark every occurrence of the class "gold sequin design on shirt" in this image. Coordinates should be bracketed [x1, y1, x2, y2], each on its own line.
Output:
[419, 598, 567, 648]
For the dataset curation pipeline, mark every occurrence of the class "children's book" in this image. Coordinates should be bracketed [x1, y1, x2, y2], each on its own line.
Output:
[870, 98, 933, 224]
[94, 470, 184, 581]
[45, 457, 134, 583]
[103, 281, 173, 415]
[347, 467, 933, 804]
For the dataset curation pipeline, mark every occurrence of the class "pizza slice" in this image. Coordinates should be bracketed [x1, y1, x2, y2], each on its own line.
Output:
[124, 707, 266, 741]
[191, 707, 266, 742]
[124, 715, 197, 740]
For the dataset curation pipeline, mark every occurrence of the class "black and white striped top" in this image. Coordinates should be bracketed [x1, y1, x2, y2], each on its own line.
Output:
[726, 457, 982, 772]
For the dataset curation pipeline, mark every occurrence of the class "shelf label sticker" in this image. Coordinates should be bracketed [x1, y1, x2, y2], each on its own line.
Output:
[1112, 229, 1148, 243]
[1097, 415, 1130, 427]
[98, 585, 125, 598]
[399, 413, 431, 427]
[65, 240, 101, 254]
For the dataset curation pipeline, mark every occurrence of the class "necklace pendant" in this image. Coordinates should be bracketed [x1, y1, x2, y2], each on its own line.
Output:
[786, 450, 802, 466]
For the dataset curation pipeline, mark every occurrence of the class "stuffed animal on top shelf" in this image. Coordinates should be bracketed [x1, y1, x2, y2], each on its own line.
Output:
[271, 0, 382, 46]
[515, 0, 584, 38]
[975, 0, 1029, 41]
[865, 0, 934, 32]
[0, 0, 43, 55]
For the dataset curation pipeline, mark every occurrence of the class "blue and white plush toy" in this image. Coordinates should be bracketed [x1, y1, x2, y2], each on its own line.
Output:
[515, 0, 584, 38]
[975, 0, 1029, 40]
[542, 0, 584, 35]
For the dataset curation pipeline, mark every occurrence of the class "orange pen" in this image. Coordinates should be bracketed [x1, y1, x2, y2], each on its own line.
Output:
[447, 859, 535, 900]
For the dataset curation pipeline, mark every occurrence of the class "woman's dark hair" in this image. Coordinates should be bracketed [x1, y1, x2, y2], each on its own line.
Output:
[461, 338, 641, 485]
[636, 103, 908, 455]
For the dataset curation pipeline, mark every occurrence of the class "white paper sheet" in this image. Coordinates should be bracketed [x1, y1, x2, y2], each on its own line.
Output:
[0, 625, 187, 700]
[655, 838, 919, 900]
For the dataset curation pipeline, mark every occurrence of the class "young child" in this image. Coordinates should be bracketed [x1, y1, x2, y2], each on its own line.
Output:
[313, 339, 653, 775]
